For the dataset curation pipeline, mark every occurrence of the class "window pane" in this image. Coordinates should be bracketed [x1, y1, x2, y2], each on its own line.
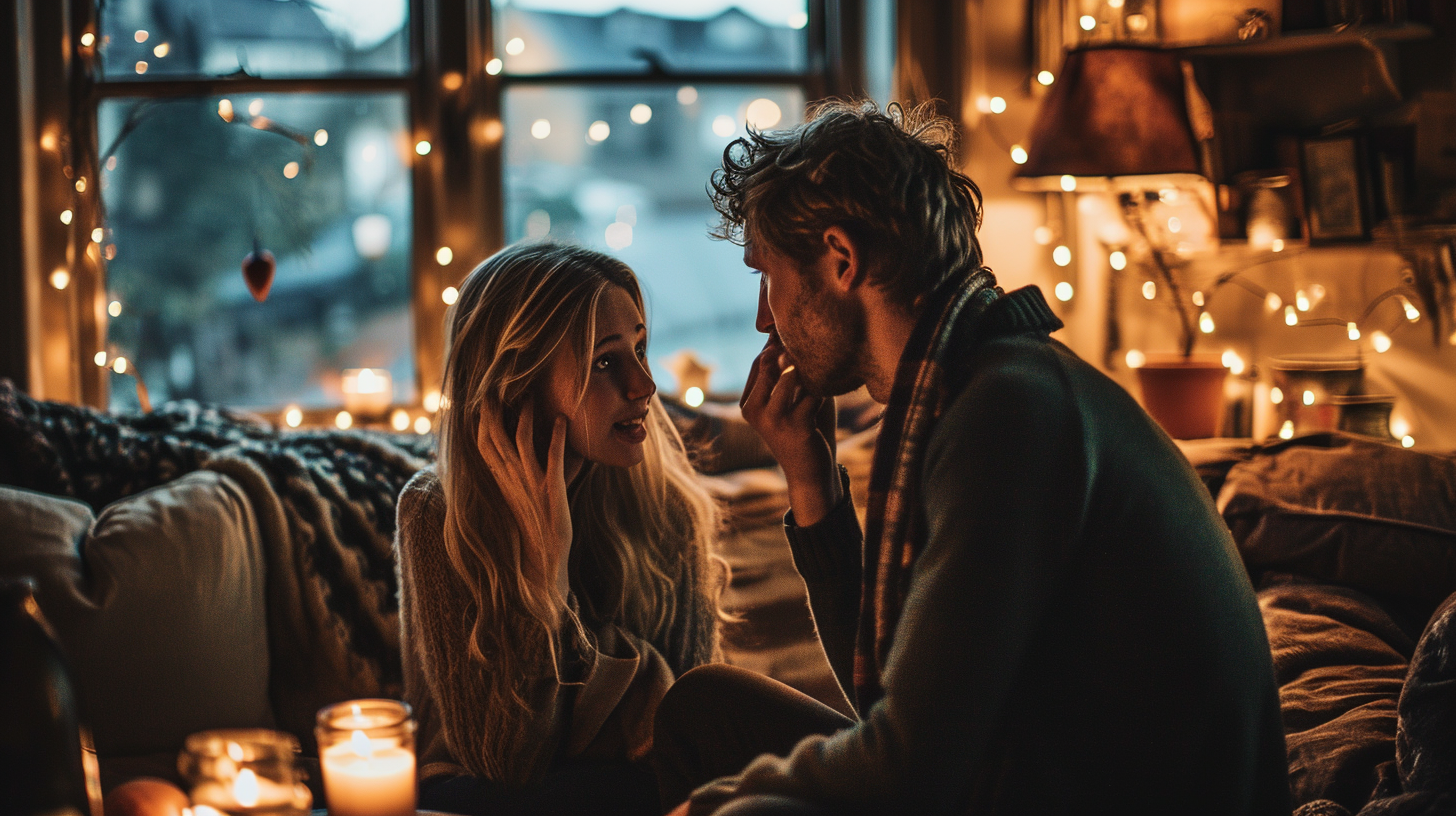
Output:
[504, 84, 804, 394]
[99, 94, 415, 412]
[98, 0, 409, 80]
[495, 1, 807, 75]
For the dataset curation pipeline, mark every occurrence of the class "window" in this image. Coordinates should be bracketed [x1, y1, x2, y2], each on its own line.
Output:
[26, 0, 889, 415]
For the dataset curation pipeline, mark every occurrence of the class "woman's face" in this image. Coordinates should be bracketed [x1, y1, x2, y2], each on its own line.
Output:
[541, 284, 655, 472]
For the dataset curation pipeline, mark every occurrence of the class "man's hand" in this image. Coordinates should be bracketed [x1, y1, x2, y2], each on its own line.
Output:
[740, 332, 842, 526]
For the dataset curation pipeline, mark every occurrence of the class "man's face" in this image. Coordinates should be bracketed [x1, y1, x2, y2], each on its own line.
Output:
[745, 236, 866, 397]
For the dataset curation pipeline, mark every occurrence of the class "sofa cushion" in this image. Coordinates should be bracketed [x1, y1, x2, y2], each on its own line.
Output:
[1218, 433, 1456, 624]
[0, 471, 273, 758]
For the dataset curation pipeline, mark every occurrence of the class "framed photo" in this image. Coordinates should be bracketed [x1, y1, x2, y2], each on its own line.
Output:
[1300, 135, 1369, 242]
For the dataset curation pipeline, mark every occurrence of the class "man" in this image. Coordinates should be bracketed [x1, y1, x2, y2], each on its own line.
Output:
[652, 101, 1290, 816]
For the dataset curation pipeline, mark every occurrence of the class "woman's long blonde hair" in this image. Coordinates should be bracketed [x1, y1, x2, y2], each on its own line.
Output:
[436, 242, 720, 779]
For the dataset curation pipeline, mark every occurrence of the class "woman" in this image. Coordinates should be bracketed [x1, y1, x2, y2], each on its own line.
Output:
[394, 242, 722, 815]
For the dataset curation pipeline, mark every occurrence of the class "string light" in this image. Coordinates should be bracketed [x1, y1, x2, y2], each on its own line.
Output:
[1402, 435, 1415, 448]
[745, 98, 782, 129]
[485, 58, 502, 75]
[283, 161, 299, 179]
[1265, 292, 1281, 311]
[314, 129, 328, 146]
[391, 409, 411, 431]
[424, 390, 442, 413]
[153, 43, 169, 58]
[1141, 280, 1156, 300]
[1037, 71, 1055, 85]
[1052, 245, 1072, 266]
[684, 387, 705, 407]
[1010, 145, 1028, 164]
[787, 11, 809, 28]
[414, 416, 432, 434]
[1054, 282, 1074, 301]
[1270, 387, 1283, 404]
[1279, 420, 1294, 439]
[1125, 349, 1146, 368]
[218, 99, 235, 121]
[1302, 390, 1314, 406]
[1347, 322, 1360, 341]
[1295, 289, 1310, 311]
[111, 356, 128, 374]
[94, 351, 108, 367]
[75, 177, 87, 192]
[436, 246, 453, 265]
[442, 286, 459, 305]
[1399, 296, 1420, 321]
[505, 37, 525, 55]
[712, 115, 736, 137]
[134, 29, 149, 43]
[1191, 290, 1204, 307]
[1199, 312, 1215, 333]
[415, 140, 432, 155]
[587, 120, 610, 142]
[50, 269, 70, 290]
[1371, 331, 1392, 353]
[335, 411, 353, 430]
[677, 86, 698, 105]
[531, 119, 550, 139]
[284, 406, 303, 428]
[91, 227, 104, 243]
[1033, 226, 1053, 245]
[108, 300, 122, 317]
[441, 71, 463, 91]
[630, 104, 653, 124]
[60, 209, 73, 225]
[1271, 239, 1285, 252]
[1059, 175, 1077, 192]
[1284, 305, 1298, 326]
[1079, 15, 1096, 30]
[1109, 250, 1127, 271]
[1222, 350, 1245, 375]
[988, 96, 1007, 114]
[80, 32, 95, 47]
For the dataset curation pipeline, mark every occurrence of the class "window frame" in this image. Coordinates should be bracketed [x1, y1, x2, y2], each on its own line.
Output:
[18, 0, 866, 417]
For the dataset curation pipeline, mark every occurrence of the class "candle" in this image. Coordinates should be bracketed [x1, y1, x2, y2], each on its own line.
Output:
[178, 729, 311, 815]
[316, 700, 416, 816]
[340, 368, 393, 417]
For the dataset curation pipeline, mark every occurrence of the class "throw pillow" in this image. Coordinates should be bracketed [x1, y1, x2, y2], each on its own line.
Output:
[0, 471, 273, 758]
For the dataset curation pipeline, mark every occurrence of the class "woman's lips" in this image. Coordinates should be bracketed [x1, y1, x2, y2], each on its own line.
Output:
[612, 416, 647, 444]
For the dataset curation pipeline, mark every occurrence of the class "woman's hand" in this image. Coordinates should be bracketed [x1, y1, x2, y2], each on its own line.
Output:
[480, 401, 573, 597]
[740, 331, 842, 526]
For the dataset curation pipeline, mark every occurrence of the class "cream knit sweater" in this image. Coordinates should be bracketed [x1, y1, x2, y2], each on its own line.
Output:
[394, 467, 720, 784]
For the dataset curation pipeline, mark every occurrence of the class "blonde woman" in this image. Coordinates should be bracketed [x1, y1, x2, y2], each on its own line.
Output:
[394, 242, 721, 815]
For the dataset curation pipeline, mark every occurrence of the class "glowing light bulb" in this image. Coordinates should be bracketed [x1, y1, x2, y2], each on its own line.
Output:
[1265, 292, 1282, 311]
[677, 86, 698, 105]
[1302, 390, 1314, 406]
[1347, 322, 1360, 341]
[1401, 297, 1420, 321]
[1271, 238, 1285, 252]
[745, 98, 782, 129]
[80, 32, 95, 47]
[442, 286, 459, 305]
[1296, 290, 1310, 311]
[1222, 350, 1245, 375]
[111, 357, 127, 374]
[605, 221, 633, 250]
[1052, 245, 1072, 266]
[60, 209, 73, 225]
[1054, 281, 1074, 301]
[485, 58, 502, 75]
[988, 96, 1007, 114]
[74, 178, 87, 193]
[153, 42, 169, 57]
[1125, 349, 1146, 369]
[134, 30, 149, 43]
[1284, 305, 1298, 326]
[1167, 216, 1182, 233]
[1402, 435, 1415, 448]
[436, 246, 453, 265]
[414, 416, 431, 434]
[505, 37, 525, 55]
[1199, 312, 1215, 334]
[335, 411, 353, 430]
[1037, 71, 1055, 86]
[1279, 420, 1294, 439]
[712, 115, 736, 137]
[108, 300, 121, 317]
[1371, 331, 1392, 353]
[424, 390, 442, 413]
[314, 129, 328, 146]
[391, 409, 410, 431]
[1141, 280, 1156, 300]
[1033, 226, 1053, 245]
[1080, 15, 1096, 30]
[1060, 175, 1077, 192]
[1270, 387, 1283, 405]
[415, 140, 432, 155]
[218, 99, 234, 121]
[684, 386, 705, 408]
[284, 406, 302, 428]
[50, 269, 70, 290]
[787, 11, 808, 28]
[630, 104, 653, 124]
[283, 161, 299, 179]
[94, 351, 108, 367]
[587, 120, 610, 142]
[1107, 250, 1126, 271]
[1010, 145, 1028, 164]
[1191, 290, 1204, 307]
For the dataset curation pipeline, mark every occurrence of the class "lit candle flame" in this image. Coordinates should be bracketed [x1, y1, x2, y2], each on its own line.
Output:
[350, 730, 373, 758]
[234, 768, 259, 808]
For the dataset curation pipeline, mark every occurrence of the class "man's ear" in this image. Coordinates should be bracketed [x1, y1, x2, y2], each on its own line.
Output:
[820, 225, 866, 293]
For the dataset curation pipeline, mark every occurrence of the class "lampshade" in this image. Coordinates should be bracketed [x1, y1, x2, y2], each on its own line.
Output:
[1013, 46, 1203, 191]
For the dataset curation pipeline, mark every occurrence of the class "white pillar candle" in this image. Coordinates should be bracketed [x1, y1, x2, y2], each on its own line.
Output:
[321, 731, 416, 816]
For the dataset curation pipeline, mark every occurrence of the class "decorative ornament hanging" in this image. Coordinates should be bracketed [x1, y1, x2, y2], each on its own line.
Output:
[242, 238, 276, 302]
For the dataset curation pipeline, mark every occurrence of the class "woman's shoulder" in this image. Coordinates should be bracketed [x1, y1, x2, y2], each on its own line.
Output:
[397, 465, 445, 544]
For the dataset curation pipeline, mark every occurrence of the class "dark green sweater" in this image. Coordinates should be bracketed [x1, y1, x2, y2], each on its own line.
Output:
[693, 289, 1291, 815]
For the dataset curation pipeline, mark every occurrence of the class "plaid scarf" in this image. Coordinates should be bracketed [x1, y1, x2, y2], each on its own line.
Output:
[854, 266, 1059, 707]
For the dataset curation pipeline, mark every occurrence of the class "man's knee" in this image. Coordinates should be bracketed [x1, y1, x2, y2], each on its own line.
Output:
[656, 663, 747, 739]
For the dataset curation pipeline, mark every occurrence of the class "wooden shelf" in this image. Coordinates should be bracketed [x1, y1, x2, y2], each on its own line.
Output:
[1181, 22, 1433, 58]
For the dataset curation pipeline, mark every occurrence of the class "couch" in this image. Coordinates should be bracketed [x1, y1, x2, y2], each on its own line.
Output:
[2, 378, 1455, 815]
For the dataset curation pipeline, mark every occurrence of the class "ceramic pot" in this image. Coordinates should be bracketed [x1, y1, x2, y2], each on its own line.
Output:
[1135, 354, 1228, 439]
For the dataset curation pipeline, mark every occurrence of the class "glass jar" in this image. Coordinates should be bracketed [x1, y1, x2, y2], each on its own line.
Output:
[315, 699, 416, 816]
[178, 729, 312, 815]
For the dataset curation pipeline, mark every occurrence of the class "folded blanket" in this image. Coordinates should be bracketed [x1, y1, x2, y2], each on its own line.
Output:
[0, 379, 432, 749]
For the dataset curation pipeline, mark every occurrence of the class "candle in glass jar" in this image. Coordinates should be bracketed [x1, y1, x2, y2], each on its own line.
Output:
[320, 731, 415, 816]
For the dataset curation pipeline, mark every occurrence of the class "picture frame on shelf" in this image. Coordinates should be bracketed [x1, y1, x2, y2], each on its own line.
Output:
[1300, 134, 1370, 243]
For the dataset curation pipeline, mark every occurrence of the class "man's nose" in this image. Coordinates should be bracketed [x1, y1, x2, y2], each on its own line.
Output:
[754, 276, 774, 334]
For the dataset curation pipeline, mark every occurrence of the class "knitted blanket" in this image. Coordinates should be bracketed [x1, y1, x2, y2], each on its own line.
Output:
[0, 379, 432, 748]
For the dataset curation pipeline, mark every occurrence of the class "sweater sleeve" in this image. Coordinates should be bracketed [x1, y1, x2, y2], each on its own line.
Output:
[783, 465, 862, 714]
[688, 359, 1088, 814]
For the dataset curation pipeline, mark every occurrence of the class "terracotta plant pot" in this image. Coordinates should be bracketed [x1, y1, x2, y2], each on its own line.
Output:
[1135, 354, 1228, 440]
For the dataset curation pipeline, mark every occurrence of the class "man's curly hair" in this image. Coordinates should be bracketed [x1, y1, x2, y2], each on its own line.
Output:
[709, 99, 985, 307]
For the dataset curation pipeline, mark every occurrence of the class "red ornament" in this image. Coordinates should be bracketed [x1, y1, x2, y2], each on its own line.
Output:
[242, 245, 276, 302]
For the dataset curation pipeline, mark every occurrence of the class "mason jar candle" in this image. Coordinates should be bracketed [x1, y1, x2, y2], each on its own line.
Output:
[315, 699, 416, 816]
[178, 729, 312, 815]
